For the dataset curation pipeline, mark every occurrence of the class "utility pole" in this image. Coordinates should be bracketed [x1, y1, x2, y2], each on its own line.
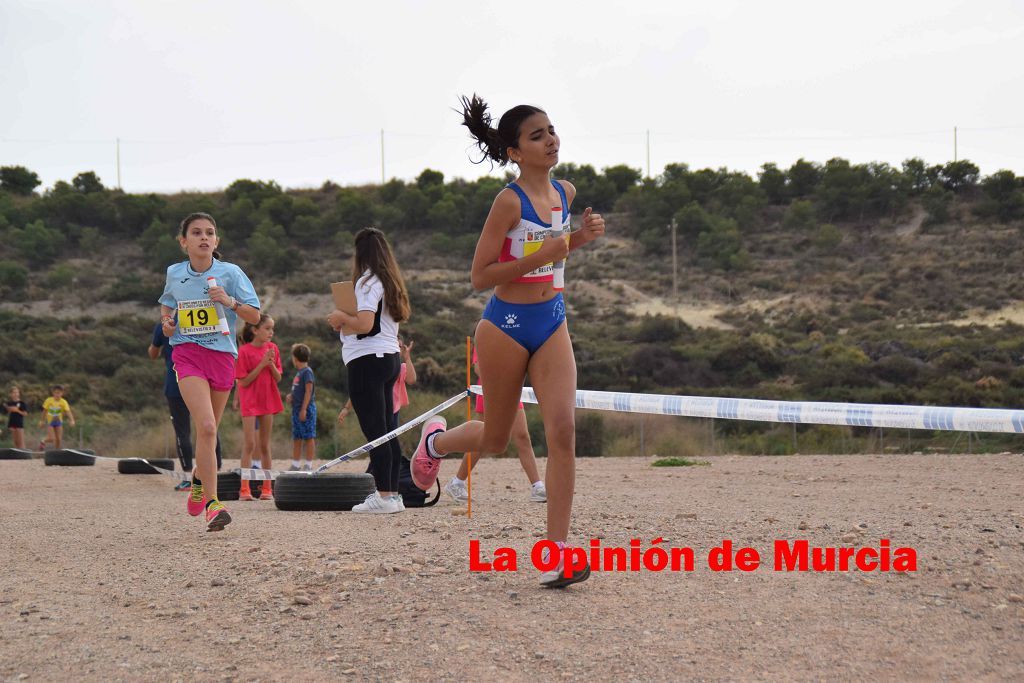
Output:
[953, 126, 958, 162]
[116, 137, 122, 189]
[646, 129, 651, 179]
[671, 218, 678, 300]
[671, 217, 679, 329]
[380, 129, 385, 184]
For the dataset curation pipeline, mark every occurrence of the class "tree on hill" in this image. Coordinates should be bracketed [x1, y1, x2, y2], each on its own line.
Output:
[758, 163, 787, 204]
[226, 179, 282, 205]
[0, 166, 42, 196]
[939, 160, 980, 192]
[72, 172, 105, 194]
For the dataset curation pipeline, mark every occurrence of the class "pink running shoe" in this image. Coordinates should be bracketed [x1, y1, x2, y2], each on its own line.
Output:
[410, 417, 446, 491]
[186, 480, 206, 517]
[205, 500, 232, 532]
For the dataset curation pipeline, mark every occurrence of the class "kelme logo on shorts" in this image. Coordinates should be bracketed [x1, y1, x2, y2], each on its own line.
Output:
[503, 313, 519, 328]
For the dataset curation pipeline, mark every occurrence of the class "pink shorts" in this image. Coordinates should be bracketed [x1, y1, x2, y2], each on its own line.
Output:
[172, 344, 236, 392]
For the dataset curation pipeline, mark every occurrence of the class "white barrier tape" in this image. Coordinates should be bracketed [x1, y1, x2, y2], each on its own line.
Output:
[237, 467, 281, 481]
[314, 391, 469, 474]
[469, 385, 1024, 435]
[56, 451, 189, 481]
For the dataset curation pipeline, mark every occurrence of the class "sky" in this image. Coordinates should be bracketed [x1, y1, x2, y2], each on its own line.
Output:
[2, 0, 1023, 193]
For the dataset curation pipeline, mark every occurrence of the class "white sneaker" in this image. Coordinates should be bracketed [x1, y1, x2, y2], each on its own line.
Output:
[393, 494, 405, 511]
[529, 482, 547, 503]
[352, 491, 401, 514]
[303, 462, 313, 471]
[443, 478, 468, 504]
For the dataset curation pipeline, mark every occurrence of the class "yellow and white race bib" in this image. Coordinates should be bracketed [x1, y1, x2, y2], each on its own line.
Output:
[177, 299, 221, 336]
[521, 230, 570, 277]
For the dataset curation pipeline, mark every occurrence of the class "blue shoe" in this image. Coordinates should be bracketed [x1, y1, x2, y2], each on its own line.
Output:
[174, 480, 192, 492]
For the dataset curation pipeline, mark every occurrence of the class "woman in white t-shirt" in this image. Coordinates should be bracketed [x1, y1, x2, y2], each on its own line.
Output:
[327, 228, 411, 513]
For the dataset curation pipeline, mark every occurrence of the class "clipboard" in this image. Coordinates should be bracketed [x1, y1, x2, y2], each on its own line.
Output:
[330, 281, 358, 336]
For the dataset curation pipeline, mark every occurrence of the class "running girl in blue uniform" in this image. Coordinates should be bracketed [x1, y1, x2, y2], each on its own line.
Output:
[159, 212, 261, 531]
[411, 95, 605, 587]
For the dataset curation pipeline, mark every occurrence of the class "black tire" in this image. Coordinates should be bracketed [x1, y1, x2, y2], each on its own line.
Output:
[273, 472, 375, 511]
[217, 471, 241, 501]
[43, 449, 96, 466]
[117, 458, 176, 475]
[0, 448, 33, 460]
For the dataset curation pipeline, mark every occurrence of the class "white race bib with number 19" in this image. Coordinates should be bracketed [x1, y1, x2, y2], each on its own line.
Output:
[177, 299, 221, 335]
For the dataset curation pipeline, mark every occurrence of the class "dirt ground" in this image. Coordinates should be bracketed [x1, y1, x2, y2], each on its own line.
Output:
[2, 453, 1022, 682]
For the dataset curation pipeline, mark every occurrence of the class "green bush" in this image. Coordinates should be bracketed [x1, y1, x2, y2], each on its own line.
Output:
[0, 260, 28, 290]
[814, 223, 842, 251]
[104, 273, 162, 304]
[46, 263, 76, 290]
[782, 199, 816, 231]
[13, 220, 65, 266]
[651, 457, 709, 467]
[78, 226, 102, 253]
[575, 411, 605, 457]
[696, 216, 749, 270]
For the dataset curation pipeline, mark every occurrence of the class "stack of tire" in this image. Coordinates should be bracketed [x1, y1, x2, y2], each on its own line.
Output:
[43, 449, 96, 466]
[214, 472, 273, 500]
[117, 458, 176, 474]
[274, 472, 375, 511]
[0, 448, 34, 460]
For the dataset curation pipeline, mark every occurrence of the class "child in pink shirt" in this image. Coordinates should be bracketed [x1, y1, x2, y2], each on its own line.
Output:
[235, 313, 283, 500]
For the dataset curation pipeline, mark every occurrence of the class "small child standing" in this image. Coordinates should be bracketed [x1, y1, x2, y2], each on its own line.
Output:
[4, 387, 28, 449]
[286, 344, 316, 471]
[235, 314, 283, 500]
[39, 385, 75, 450]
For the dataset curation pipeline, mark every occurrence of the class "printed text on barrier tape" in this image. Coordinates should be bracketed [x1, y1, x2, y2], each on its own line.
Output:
[314, 391, 469, 474]
[468, 385, 1024, 434]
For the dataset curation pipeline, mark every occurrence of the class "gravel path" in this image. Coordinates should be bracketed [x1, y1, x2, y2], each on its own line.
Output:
[2, 453, 1022, 681]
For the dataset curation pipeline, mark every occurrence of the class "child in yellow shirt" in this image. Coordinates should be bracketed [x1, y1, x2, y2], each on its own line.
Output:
[39, 385, 76, 450]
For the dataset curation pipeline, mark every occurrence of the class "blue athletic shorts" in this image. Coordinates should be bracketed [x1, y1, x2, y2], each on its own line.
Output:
[482, 293, 566, 355]
[291, 405, 317, 440]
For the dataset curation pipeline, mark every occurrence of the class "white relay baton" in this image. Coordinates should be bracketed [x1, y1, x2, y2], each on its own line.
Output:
[207, 276, 231, 335]
[551, 206, 565, 291]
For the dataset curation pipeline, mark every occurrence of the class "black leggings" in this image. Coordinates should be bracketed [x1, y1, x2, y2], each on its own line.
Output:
[347, 352, 401, 492]
[167, 395, 222, 472]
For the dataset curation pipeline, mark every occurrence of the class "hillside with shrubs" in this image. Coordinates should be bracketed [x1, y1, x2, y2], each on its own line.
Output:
[1, 156, 1023, 457]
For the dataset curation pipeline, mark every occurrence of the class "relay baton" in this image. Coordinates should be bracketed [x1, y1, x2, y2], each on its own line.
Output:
[551, 206, 565, 291]
[207, 277, 231, 335]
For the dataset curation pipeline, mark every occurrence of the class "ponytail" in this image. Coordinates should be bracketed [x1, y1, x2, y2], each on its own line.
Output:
[458, 94, 545, 168]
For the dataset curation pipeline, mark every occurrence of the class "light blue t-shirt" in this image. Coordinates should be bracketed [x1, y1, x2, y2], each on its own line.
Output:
[158, 259, 260, 358]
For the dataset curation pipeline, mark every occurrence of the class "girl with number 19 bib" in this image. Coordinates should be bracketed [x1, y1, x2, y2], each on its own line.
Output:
[411, 95, 605, 587]
[159, 212, 261, 531]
